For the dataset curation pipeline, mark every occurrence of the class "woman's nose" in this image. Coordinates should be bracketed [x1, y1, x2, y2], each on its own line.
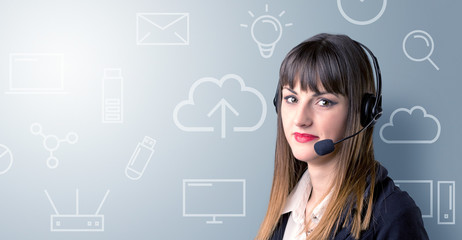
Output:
[293, 104, 313, 128]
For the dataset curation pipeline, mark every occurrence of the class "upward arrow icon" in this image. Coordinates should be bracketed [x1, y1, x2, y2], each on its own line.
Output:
[207, 98, 239, 139]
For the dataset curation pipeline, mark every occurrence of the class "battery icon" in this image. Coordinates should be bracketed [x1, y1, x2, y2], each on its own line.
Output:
[125, 136, 156, 180]
[102, 68, 123, 123]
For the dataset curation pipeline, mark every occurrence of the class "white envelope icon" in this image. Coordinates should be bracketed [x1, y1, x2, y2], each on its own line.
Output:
[136, 13, 189, 45]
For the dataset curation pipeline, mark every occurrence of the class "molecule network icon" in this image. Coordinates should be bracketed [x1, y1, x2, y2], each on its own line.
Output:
[30, 123, 78, 169]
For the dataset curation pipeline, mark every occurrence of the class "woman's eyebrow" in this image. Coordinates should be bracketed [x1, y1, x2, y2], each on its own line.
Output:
[282, 87, 297, 95]
[283, 87, 340, 98]
[312, 92, 339, 97]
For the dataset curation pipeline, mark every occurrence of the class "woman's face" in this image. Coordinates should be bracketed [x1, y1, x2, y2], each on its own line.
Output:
[281, 81, 349, 163]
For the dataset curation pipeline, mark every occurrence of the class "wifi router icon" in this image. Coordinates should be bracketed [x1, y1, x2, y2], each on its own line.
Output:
[44, 189, 110, 232]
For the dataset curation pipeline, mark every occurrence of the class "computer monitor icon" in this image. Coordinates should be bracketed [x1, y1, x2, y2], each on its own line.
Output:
[394, 180, 433, 218]
[44, 189, 110, 232]
[183, 179, 246, 224]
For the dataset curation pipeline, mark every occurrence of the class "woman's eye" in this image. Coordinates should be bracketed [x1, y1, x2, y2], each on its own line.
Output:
[284, 96, 298, 104]
[318, 99, 332, 107]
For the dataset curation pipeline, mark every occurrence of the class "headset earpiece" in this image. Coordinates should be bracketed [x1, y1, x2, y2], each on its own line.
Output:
[361, 93, 377, 127]
[357, 41, 383, 128]
[273, 84, 280, 113]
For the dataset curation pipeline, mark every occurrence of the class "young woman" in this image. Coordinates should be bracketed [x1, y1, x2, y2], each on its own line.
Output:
[256, 33, 429, 240]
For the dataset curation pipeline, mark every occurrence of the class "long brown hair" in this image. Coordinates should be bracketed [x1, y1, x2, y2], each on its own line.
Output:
[256, 33, 379, 240]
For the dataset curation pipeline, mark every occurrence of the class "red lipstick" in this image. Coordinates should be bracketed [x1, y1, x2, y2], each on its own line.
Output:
[294, 132, 319, 143]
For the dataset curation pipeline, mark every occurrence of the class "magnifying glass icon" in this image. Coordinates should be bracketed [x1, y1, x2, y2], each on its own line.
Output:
[403, 30, 439, 71]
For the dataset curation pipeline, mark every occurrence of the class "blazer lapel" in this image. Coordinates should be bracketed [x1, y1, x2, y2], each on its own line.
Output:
[269, 212, 291, 240]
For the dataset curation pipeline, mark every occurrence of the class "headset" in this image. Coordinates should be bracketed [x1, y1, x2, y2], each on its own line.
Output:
[272, 40, 383, 155]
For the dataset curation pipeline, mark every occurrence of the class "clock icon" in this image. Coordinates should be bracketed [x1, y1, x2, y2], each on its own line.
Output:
[337, 0, 387, 25]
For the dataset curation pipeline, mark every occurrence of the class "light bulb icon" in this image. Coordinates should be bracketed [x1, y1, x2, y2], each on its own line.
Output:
[251, 15, 282, 58]
[241, 4, 292, 59]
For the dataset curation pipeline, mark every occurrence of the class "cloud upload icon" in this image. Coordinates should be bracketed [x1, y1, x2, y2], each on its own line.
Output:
[173, 74, 267, 138]
[379, 106, 441, 144]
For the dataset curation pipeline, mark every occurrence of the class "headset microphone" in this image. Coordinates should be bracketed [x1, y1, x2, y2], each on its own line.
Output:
[314, 115, 379, 156]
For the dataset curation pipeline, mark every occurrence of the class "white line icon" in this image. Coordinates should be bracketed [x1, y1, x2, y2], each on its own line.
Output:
[438, 181, 455, 224]
[380, 106, 441, 144]
[0, 144, 13, 175]
[7, 53, 67, 94]
[207, 99, 239, 139]
[102, 68, 124, 123]
[183, 179, 246, 224]
[125, 136, 156, 180]
[337, 0, 387, 25]
[136, 13, 189, 45]
[240, 4, 292, 58]
[30, 123, 78, 169]
[173, 74, 267, 139]
[403, 30, 439, 70]
[44, 189, 110, 232]
[394, 180, 433, 218]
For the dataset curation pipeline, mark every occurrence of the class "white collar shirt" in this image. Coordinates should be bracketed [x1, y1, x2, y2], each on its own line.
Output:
[282, 170, 333, 240]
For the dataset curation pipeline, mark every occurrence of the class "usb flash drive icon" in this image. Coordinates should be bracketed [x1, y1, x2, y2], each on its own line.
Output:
[125, 136, 156, 180]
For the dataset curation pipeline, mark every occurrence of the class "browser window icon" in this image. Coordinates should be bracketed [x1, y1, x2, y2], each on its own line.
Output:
[7, 53, 66, 94]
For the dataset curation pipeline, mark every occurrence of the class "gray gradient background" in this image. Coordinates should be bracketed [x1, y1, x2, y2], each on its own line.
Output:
[0, 0, 459, 239]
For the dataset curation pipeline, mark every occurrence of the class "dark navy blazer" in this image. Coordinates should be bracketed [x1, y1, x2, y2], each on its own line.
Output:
[269, 165, 429, 240]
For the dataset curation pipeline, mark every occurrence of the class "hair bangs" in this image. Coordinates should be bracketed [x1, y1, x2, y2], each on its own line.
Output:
[279, 41, 348, 97]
